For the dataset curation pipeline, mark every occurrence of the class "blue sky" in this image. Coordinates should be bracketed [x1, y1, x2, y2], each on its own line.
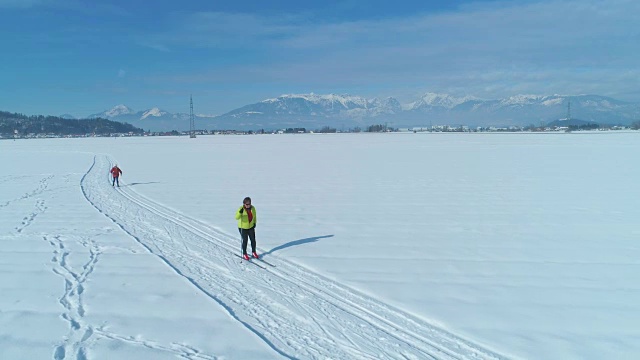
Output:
[1, 0, 638, 117]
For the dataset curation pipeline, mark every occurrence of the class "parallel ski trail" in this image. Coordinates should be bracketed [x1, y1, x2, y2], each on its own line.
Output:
[82, 155, 509, 360]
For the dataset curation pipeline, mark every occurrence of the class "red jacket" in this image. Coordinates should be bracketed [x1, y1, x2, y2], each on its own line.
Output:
[110, 166, 122, 178]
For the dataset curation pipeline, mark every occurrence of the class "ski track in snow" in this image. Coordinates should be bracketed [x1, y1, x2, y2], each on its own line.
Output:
[1, 173, 219, 360]
[80, 155, 509, 360]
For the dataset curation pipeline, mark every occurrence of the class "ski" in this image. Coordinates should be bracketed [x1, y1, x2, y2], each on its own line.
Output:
[256, 258, 276, 267]
[234, 254, 266, 269]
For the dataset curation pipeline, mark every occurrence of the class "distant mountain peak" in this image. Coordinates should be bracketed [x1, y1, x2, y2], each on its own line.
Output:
[105, 104, 134, 117]
[88, 104, 135, 119]
[407, 93, 480, 110]
[500, 94, 548, 106]
[141, 107, 167, 120]
[86, 92, 639, 132]
[264, 93, 365, 104]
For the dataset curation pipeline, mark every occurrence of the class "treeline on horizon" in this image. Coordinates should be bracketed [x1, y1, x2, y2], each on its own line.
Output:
[0, 111, 144, 136]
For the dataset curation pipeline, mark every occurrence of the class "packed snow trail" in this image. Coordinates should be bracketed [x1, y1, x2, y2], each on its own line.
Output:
[1, 171, 224, 359]
[82, 155, 509, 360]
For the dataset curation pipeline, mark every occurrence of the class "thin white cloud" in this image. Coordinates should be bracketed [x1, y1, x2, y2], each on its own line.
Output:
[0, 0, 46, 8]
[0, 0, 128, 15]
[139, 11, 301, 50]
[139, 42, 170, 52]
[143, 0, 640, 101]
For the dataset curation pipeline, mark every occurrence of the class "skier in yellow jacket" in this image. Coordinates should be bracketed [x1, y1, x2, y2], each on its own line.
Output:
[236, 196, 258, 260]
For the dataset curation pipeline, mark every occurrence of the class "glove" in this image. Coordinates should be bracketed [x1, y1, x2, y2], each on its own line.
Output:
[239, 207, 244, 214]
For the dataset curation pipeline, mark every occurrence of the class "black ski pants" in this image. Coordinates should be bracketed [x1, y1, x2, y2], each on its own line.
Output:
[239, 227, 256, 255]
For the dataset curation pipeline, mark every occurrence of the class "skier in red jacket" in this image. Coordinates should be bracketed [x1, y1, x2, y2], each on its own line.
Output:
[110, 164, 122, 187]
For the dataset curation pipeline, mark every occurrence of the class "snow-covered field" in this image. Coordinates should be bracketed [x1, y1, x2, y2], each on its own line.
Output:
[1, 132, 639, 359]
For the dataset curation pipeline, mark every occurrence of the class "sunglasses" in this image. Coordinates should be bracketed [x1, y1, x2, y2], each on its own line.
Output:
[244, 203, 251, 206]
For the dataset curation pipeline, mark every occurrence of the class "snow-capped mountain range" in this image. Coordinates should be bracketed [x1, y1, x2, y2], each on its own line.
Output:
[86, 93, 640, 131]
[87, 106, 192, 131]
[224, 93, 402, 120]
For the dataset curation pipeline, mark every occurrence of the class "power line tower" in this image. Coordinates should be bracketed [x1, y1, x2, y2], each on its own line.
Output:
[189, 94, 196, 138]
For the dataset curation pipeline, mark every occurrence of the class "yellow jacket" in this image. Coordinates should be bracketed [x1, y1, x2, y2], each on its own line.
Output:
[235, 205, 256, 229]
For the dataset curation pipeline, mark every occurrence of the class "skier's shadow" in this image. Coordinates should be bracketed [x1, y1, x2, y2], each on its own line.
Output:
[263, 235, 334, 256]
[121, 182, 160, 187]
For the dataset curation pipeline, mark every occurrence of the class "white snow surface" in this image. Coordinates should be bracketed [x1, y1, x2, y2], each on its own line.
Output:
[105, 104, 135, 117]
[406, 93, 479, 110]
[260, 94, 400, 117]
[541, 98, 564, 106]
[141, 107, 168, 119]
[1, 133, 639, 359]
[583, 100, 617, 109]
[265, 94, 369, 108]
[499, 95, 546, 106]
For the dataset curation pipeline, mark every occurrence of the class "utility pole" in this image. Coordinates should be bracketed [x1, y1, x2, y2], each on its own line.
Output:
[190, 94, 196, 138]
